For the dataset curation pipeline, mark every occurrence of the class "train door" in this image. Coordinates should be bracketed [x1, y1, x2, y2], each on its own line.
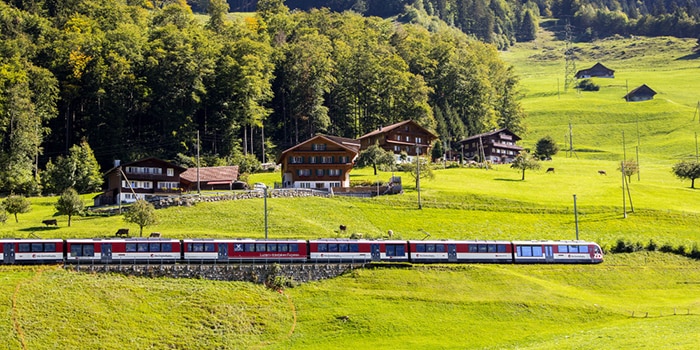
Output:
[217, 243, 228, 262]
[544, 245, 554, 263]
[101, 243, 112, 263]
[3, 243, 15, 264]
[371, 244, 381, 261]
[448, 244, 457, 262]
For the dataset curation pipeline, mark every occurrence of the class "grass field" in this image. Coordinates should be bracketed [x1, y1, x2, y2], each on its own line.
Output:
[3, 29, 700, 349]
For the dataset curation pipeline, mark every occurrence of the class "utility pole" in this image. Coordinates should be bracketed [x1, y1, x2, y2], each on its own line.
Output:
[261, 125, 266, 164]
[197, 130, 201, 194]
[118, 166, 122, 214]
[264, 186, 268, 239]
[564, 20, 576, 92]
[573, 194, 579, 240]
[621, 161, 627, 219]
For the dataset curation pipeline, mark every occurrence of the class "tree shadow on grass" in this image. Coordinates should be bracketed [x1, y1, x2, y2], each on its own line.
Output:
[494, 178, 522, 182]
[18, 226, 60, 232]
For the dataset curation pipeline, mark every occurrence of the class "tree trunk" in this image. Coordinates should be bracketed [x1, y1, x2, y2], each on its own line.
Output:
[521, 169, 525, 181]
[373, 163, 377, 175]
[68, 214, 72, 227]
[692, 178, 696, 189]
[14, 213, 18, 223]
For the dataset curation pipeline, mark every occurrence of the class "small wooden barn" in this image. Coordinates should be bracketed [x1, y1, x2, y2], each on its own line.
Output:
[624, 84, 657, 102]
[575, 62, 615, 79]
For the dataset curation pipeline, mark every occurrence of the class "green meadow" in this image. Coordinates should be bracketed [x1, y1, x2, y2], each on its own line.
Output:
[3, 31, 700, 348]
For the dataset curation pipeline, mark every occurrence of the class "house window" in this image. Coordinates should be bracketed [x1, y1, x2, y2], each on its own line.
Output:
[316, 169, 325, 176]
[311, 143, 327, 151]
[416, 137, 422, 144]
[405, 136, 410, 142]
[297, 169, 311, 176]
[309, 156, 317, 164]
[396, 135, 401, 141]
[394, 146, 401, 152]
[330, 182, 341, 188]
[328, 169, 341, 176]
[321, 156, 333, 164]
[291, 156, 304, 164]
[338, 156, 349, 163]
[158, 182, 180, 190]
[167, 168, 174, 176]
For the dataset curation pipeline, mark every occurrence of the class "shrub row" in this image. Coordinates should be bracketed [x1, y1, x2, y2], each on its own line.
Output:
[608, 239, 700, 259]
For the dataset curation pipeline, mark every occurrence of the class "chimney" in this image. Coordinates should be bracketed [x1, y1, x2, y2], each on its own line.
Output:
[114, 159, 121, 167]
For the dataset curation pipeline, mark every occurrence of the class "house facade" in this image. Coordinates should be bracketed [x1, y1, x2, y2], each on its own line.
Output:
[180, 166, 239, 191]
[358, 120, 438, 161]
[575, 62, 615, 79]
[94, 157, 186, 205]
[624, 84, 656, 102]
[459, 128, 523, 164]
[278, 134, 360, 190]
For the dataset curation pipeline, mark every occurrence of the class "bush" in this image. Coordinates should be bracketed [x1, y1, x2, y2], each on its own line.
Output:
[659, 243, 674, 253]
[576, 79, 600, 91]
[646, 239, 658, 251]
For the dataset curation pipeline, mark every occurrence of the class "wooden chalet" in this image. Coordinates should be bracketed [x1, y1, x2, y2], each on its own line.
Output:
[624, 84, 656, 102]
[459, 128, 523, 164]
[575, 62, 615, 79]
[180, 166, 239, 191]
[278, 134, 360, 190]
[358, 120, 438, 160]
[94, 157, 186, 206]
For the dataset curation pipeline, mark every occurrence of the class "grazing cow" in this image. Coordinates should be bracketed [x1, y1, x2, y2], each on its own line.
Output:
[42, 219, 58, 226]
[339, 225, 347, 232]
[115, 228, 129, 237]
[598, 170, 607, 175]
[546, 167, 555, 173]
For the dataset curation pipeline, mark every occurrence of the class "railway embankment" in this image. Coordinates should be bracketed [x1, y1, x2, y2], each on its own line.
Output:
[64, 262, 364, 285]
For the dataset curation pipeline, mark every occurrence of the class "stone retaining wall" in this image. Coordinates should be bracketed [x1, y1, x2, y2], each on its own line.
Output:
[64, 262, 363, 285]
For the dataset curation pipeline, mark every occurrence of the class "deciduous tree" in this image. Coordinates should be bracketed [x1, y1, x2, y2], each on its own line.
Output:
[511, 150, 540, 180]
[4, 195, 31, 223]
[357, 143, 396, 175]
[672, 160, 700, 188]
[535, 136, 559, 160]
[55, 187, 84, 227]
[123, 199, 157, 237]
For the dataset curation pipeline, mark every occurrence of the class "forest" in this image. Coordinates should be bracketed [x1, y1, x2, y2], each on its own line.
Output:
[0, 0, 524, 195]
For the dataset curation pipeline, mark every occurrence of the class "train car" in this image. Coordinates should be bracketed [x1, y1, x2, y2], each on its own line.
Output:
[308, 239, 409, 262]
[409, 240, 514, 263]
[512, 240, 604, 264]
[65, 238, 181, 263]
[182, 239, 308, 262]
[1, 239, 64, 264]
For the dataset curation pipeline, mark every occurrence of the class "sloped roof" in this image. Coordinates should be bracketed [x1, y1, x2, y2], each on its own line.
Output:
[459, 128, 521, 143]
[277, 134, 361, 164]
[623, 84, 657, 99]
[358, 120, 438, 140]
[575, 62, 615, 77]
[180, 166, 239, 183]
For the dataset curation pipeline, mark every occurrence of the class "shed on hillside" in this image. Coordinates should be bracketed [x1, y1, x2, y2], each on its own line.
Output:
[575, 62, 615, 79]
[623, 84, 657, 102]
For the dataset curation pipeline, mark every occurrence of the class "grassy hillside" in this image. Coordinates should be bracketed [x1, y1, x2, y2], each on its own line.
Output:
[3, 32, 700, 349]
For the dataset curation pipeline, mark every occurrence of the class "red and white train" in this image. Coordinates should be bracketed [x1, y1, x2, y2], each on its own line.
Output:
[1, 238, 603, 265]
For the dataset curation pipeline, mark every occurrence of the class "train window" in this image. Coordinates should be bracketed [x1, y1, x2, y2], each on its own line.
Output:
[190, 244, 201, 252]
[126, 243, 137, 252]
[349, 244, 359, 252]
[204, 244, 216, 252]
[290, 244, 299, 253]
[568, 245, 579, 253]
[532, 246, 543, 256]
[436, 244, 445, 253]
[497, 245, 507, 253]
[279, 244, 289, 252]
[162, 243, 172, 252]
[478, 245, 487, 253]
[83, 245, 94, 256]
[339, 244, 348, 252]
[518, 246, 532, 257]
[138, 243, 149, 252]
[317, 244, 328, 252]
[328, 244, 338, 252]
[558, 245, 568, 253]
[415, 244, 426, 252]
[487, 244, 497, 253]
[426, 244, 435, 252]
[268, 244, 278, 252]
[386, 245, 395, 256]
[579, 246, 589, 253]
[32, 243, 43, 252]
[395, 245, 405, 256]
[256, 243, 266, 252]
[19, 244, 30, 252]
[45, 243, 56, 252]
[150, 243, 161, 252]
[245, 244, 255, 252]
[468, 245, 478, 253]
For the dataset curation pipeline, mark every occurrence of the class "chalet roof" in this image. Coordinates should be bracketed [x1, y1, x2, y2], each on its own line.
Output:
[458, 128, 521, 143]
[358, 120, 438, 140]
[623, 84, 657, 99]
[575, 62, 615, 77]
[180, 166, 239, 183]
[277, 134, 361, 163]
[103, 157, 186, 176]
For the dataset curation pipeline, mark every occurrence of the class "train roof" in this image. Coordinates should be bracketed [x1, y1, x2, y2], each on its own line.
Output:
[408, 240, 512, 244]
[181, 238, 306, 242]
[511, 240, 599, 245]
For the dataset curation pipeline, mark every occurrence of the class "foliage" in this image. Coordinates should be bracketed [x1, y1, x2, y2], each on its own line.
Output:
[672, 161, 700, 189]
[123, 199, 157, 237]
[431, 140, 444, 161]
[43, 140, 103, 195]
[576, 79, 600, 91]
[0, 203, 6, 224]
[233, 153, 262, 174]
[535, 136, 559, 160]
[618, 159, 639, 182]
[3, 195, 31, 223]
[356, 143, 396, 175]
[55, 187, 84, 227]
[510, 150, 540, 180]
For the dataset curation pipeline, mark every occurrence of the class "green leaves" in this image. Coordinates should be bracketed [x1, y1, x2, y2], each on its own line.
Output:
[123, 199, 157, 237]
[55, 187, 84, 226]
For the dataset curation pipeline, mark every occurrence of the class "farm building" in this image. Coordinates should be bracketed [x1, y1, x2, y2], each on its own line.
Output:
[575, 62, 615, 79]
[180, 166, 239, 191]
[358, 120, 438, 162]
[459, 128, 523, 164]
[624, 84, 657, 102]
